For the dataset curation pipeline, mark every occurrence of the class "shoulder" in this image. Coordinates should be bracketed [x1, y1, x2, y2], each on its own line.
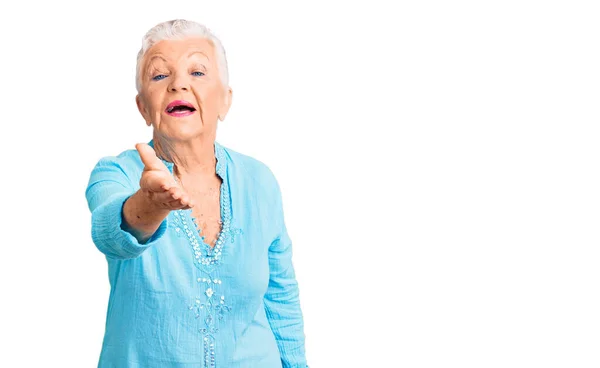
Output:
[87, 147, 144, 187]
[221, 144, 280, 191]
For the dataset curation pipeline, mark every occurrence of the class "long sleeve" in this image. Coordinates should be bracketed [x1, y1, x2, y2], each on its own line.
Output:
[85, 156, 168, 260]
[263, 178, 309, 368]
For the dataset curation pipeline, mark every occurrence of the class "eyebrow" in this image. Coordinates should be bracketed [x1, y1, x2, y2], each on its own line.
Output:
[149, 55, 168, 63]
[144, 52, 208, 76]
[188, 51, 210, 61]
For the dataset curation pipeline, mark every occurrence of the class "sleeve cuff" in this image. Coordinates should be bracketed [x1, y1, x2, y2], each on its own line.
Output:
[91, 192, 168, 259]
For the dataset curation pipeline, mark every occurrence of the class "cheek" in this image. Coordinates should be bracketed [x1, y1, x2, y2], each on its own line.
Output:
[197, 88, 222, 112]
[142, 89, 161, 112]
[150, 93, 163, 111]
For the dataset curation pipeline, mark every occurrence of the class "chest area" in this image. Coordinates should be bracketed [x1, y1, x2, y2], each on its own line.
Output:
[186, 176, 223, 248]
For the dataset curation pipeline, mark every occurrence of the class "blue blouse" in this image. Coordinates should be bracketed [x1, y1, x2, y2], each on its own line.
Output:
[85, 140, 308, 368]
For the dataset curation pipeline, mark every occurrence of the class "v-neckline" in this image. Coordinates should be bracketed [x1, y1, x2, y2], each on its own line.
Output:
[188, 177, 224, 250]
[164, 140, 232, 267]
[191, 141, 231, 266]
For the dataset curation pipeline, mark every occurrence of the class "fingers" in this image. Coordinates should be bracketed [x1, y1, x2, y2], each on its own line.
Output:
[147, 186, 195, 209]
[136, 143, 167, 172]
[166, 197, 194, 210]
[140, 170, 177, 192]
[164, 187, 193, 206]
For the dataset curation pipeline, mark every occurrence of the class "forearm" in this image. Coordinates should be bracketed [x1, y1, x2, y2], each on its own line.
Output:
[265, 288, 307, 368]
[122, 189, 171, 244]
[265, 236, 308, 367]
[86, 155, 171, 259]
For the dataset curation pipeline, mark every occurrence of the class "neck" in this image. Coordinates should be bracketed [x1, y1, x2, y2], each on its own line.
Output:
[153, 133, 217, 177]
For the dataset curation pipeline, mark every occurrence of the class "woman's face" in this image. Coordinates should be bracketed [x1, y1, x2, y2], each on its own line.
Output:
[136, 37, 232, 142]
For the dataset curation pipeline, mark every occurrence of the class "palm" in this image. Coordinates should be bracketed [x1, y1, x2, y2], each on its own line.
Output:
[136, 143, 193, 210]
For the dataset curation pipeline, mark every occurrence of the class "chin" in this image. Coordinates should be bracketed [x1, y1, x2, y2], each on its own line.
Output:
[166, 126, 206, 141]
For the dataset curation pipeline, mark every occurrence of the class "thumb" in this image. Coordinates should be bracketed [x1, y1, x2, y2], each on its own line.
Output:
[136, 143, 167, 171]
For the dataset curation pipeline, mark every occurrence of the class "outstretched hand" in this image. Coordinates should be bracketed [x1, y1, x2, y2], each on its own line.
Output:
[136, 143, 194, 210]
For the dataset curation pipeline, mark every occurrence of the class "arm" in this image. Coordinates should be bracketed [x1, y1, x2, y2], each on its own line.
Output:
[263, 178, 309, 368]
[85, 156, 168, 260]
[122, 190, 171, 243]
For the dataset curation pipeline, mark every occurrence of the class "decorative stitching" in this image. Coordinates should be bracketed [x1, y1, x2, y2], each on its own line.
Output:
[171, 142, 240, 367]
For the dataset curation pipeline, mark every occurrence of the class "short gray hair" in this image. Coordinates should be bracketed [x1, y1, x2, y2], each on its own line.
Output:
[135, 19, 229, 93]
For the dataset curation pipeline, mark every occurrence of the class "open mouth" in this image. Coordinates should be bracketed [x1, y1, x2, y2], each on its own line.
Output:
[165, 100, 197, 116]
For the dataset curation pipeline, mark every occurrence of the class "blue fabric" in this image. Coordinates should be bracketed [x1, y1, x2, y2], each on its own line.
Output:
[85, 140, 308, 368]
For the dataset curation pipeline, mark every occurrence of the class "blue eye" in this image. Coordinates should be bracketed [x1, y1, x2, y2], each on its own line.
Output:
[152, 74, 167, 81]
[192, 71, 205, 77]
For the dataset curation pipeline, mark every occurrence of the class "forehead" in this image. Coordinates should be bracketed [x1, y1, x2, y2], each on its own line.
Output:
[143, 37, 216, 65]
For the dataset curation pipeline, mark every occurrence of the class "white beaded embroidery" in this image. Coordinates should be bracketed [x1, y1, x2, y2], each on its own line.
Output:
[171, 142, 238, 367]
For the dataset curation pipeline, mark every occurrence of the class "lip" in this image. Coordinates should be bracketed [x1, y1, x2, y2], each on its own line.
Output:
[165, 100, 197, 117]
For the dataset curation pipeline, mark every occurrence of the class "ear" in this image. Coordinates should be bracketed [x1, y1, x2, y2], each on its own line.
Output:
[218, 87, 233, 122]
[136, 94, 152, 126]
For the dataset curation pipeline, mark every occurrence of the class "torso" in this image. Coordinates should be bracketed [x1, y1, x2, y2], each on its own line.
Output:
[180, 173, 223, 248]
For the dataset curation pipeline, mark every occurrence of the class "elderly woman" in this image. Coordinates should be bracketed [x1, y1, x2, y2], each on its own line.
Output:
[85, 19, 308, 368]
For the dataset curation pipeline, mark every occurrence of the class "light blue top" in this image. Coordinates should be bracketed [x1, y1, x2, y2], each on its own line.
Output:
[85, 140, 308, 368]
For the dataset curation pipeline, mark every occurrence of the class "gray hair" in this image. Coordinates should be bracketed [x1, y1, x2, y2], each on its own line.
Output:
[135, 19, 229, 93]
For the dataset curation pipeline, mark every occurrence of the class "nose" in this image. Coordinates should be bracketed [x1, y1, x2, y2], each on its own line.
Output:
[168, 74, 190, 92]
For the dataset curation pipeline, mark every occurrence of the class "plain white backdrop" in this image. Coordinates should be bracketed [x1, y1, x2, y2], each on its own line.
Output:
[1, 0, 599, 367]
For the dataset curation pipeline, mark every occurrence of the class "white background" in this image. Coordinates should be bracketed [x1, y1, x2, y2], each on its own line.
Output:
[1, 0, 599, 367]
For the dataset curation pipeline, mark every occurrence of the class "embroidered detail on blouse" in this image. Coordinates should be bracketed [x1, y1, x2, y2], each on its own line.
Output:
[203, 335, 216, 367]
[172, 212, 185, 238]
[188, 275, 232, 368]
[172, 142, 240, 367]
[188, 277, 231, 330]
